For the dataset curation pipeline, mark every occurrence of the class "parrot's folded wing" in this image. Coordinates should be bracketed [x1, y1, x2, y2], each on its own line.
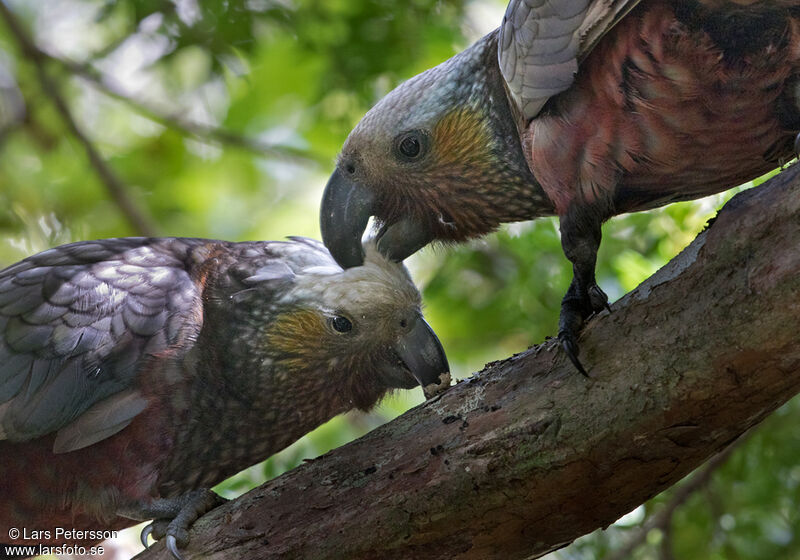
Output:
[499, 0, 642, 120]
[0, 238, 204, 447]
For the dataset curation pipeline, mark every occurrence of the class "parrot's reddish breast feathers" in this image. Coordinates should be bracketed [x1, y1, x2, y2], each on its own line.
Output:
[529, 1, 800, 215]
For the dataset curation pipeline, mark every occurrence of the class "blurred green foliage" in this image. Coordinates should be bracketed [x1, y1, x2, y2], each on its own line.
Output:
[0, 1, 796, 558]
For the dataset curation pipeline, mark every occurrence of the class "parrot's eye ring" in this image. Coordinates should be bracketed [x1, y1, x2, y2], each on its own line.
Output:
[331, 315, 353, 333]
[395, 130, 427, 161]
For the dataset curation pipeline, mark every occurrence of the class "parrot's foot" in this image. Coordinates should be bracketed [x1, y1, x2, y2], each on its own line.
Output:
[558, 282, 610, 377]
[558, 329, 587, 377]
[587, 284, 610, 314]
[127, 489, 227, 560]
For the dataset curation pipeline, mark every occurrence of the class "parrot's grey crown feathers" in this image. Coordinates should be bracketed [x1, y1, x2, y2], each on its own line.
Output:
[289, 241, 419, 310]
[344, 34, 498, 141]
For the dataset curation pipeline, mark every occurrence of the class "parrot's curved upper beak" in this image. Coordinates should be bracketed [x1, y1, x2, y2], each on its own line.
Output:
[320, 167, 433, 269]
[393, 314, 451, 398]
[320, 168, 376, 268]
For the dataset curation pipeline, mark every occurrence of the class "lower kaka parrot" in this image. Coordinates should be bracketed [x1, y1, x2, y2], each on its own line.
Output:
[320, 0, 800, 373]
[0, 237, 449, 559]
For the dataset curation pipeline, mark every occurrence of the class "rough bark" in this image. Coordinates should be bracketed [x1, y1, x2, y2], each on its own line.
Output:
[137, 165, 800, 560]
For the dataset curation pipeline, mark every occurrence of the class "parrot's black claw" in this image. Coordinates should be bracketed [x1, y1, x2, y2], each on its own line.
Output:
[140, 519, 170, 551]
[166, 534, 184, 560]
[158, 489, 226, 559]
[558, 294, 591, 376]
[140, 524, 153, 549]
[559, 330, 589, 377]
[162, 520, 189, 559]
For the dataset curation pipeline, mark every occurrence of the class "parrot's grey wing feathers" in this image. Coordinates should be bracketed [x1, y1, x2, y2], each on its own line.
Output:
[498, 0, 642, 120]
[0, 238, 206, 446]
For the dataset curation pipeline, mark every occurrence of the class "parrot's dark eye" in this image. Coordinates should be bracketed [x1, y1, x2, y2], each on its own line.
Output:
[395, 131, 426, 161]
[399, 136, 420, 158]
[331, 315, 353, 333]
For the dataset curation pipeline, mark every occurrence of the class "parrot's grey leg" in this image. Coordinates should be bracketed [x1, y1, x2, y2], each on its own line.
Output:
[558, 207, 610, 376]
[120, 489, 227, 559]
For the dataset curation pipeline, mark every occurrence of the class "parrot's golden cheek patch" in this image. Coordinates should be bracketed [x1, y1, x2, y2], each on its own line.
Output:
[264, 309, 332, 373]
[262, 307, 393, 411]
[432, 108, 496, 177]
[394, 107, 504, 240]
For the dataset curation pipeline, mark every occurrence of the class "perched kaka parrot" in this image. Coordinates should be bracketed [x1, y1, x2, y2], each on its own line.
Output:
[0, 237, 449, 559]
[320, 0, 800, 373]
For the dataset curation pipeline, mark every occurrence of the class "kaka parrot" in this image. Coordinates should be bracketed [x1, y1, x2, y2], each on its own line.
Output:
[0, 237, 449, 559]
[320, 0, 800, 373]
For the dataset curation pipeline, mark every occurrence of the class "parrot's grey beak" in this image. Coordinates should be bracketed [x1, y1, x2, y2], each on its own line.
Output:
[320, 167, 434, 269]
[394, 315, 451, 399]
[376, 216, 434, 264]
[320, 168, 375, 269]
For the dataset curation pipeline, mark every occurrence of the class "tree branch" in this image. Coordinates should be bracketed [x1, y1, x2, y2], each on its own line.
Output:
[136, 164, 800, 560]
[0, 3, 158, 237]
[605, 435, 742, 560]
